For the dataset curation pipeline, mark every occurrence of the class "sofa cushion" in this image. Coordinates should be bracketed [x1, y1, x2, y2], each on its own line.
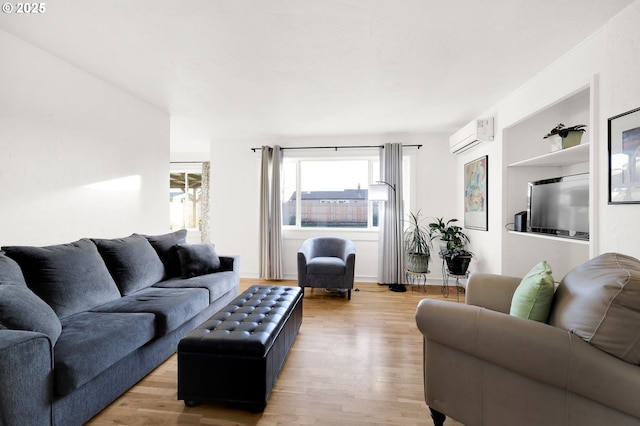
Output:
[307, 257, 346, 275]
[509, 260, 555, 322]
[144, 230, 187, 278]
[2, 239, 122, 319]
[176, 243, 220, 278]
[549, 252, 640, 364]
[91, 287, 209, 335]
[154, 270, 238, 303]
[0, 252, 27, 286]
[93, 234, 165, 295]
[0, 283, 62, 344]
[54, 312, 156, 395]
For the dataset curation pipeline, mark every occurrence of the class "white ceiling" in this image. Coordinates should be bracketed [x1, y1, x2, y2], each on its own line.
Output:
[0, 0, 634, 152]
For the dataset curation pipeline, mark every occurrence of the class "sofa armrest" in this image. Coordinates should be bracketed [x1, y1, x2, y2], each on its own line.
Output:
[416, 299, 571, 386]
[415, 299, 640, 419]
[297, 241, 312, 285]
[343, 241, 356, 285]
[0, 330, 54, 425]
[465, 272, 521, 313]
[218, 255, 240, 274]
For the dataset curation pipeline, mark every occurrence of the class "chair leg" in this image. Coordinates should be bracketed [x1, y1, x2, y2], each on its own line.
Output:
[347, 289, 351, 300]
[429, 407, 446, 426]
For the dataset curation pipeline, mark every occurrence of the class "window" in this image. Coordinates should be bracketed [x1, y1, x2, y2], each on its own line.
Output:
[282, 158, 383, 229]
[170, 165, 203, 230]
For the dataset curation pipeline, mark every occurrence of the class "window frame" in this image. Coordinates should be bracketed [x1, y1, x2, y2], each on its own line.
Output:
[281, 152, 413, 231]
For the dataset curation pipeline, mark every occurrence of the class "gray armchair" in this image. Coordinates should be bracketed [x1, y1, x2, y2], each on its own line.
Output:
[297, 237, 355, 300]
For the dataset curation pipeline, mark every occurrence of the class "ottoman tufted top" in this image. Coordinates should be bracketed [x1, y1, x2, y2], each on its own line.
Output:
[179, 286, 302, 356]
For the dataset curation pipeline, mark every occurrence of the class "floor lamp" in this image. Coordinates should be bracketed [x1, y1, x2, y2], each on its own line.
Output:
[368, 181, 406, 292]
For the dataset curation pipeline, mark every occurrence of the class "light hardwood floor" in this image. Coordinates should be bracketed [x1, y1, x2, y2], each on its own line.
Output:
[87, 280, 465, 426]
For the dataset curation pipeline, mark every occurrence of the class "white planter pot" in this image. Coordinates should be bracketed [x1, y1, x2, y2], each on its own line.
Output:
[406, 253, 430, 273]
[548, 132, 583, 152]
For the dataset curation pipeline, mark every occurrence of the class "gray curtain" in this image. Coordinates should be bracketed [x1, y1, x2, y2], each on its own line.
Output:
[200, 161, 211, 243]
[259, 145, 284, 279]
[378, 143, 404, 284]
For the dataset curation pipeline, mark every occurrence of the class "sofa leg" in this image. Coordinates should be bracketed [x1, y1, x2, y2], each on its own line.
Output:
[347, 289, 351, 300]
[429, 407, 446, 426]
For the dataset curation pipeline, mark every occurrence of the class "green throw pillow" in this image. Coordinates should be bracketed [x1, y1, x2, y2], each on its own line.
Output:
[510, 260, 555, 322]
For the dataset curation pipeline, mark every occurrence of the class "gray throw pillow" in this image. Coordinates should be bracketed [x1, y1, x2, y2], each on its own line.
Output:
[175, 243, 220, 278]
[93, 234, 165, 295]
[0, 252, 27, 286]
[0, 282, 62, 345]
[2, 239, 122, 319]
[143, 230, 187, 278]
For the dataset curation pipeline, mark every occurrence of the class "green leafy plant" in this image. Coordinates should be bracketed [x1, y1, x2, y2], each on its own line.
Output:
[403, 210, 434, 273]
[428, 217, 472, 259]
[404, 210, 433, 257]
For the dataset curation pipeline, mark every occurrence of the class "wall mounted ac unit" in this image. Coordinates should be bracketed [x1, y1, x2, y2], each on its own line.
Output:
[449, 117, 494, 154]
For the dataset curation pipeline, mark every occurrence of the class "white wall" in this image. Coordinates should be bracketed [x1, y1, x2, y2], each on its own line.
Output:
[0, 30, 170, 246]
[453, 0, 640, 276]
[210, 132, 456, 282]
[600, 0, 640, 256]
[446, 115, 502, 276]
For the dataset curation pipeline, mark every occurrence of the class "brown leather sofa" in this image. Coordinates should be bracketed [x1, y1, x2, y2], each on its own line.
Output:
[415, 252, 640, 426]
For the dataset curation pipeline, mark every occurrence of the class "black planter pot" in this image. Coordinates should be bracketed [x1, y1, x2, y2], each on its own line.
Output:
[445, 255, 472, 275]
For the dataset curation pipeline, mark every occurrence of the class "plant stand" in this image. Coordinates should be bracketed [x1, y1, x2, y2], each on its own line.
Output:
[405, 269, 430, 292]
[441, 260, 468, 303]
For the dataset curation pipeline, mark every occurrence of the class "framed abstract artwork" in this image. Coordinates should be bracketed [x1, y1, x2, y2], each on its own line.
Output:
[464, 155, 488, 230]
[609, 106, 640, 204]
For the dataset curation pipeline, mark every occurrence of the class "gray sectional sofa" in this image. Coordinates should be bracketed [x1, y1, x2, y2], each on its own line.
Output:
[0, 230, 240, 426]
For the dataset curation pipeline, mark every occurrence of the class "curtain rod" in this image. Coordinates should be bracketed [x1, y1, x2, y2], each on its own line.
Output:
[170, 161, 209, 164]
[250, 144, 422, 152]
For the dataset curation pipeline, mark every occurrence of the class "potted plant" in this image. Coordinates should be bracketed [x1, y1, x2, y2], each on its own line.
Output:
[403, 210, 433, 273]
[428, 217, 473, 275]
[543, 123, 586, 152]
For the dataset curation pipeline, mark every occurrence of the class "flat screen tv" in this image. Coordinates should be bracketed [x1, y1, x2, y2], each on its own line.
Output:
[527, 173, 589, 240]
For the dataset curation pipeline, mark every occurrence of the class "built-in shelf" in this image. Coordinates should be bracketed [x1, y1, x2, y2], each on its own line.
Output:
[507, 230, 590, 245]
[501, 83, 594, 279]
[508, 143, 589, 168]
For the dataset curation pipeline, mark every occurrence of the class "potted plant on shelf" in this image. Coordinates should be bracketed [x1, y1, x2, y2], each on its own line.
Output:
[543, 123, 586, 152]
[403, 210, 433, 273]
[428, 217, 473, 275]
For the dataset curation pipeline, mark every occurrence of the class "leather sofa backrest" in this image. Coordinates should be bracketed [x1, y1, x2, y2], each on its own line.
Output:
[549, 252, 640, 365]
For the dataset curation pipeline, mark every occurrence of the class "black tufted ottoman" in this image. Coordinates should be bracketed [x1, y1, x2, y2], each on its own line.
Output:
[177, 285, 303, 412]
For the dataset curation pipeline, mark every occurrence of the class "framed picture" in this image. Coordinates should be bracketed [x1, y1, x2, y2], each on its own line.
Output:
[608, 106, 640, 204]
[464, 155, 488, 230]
